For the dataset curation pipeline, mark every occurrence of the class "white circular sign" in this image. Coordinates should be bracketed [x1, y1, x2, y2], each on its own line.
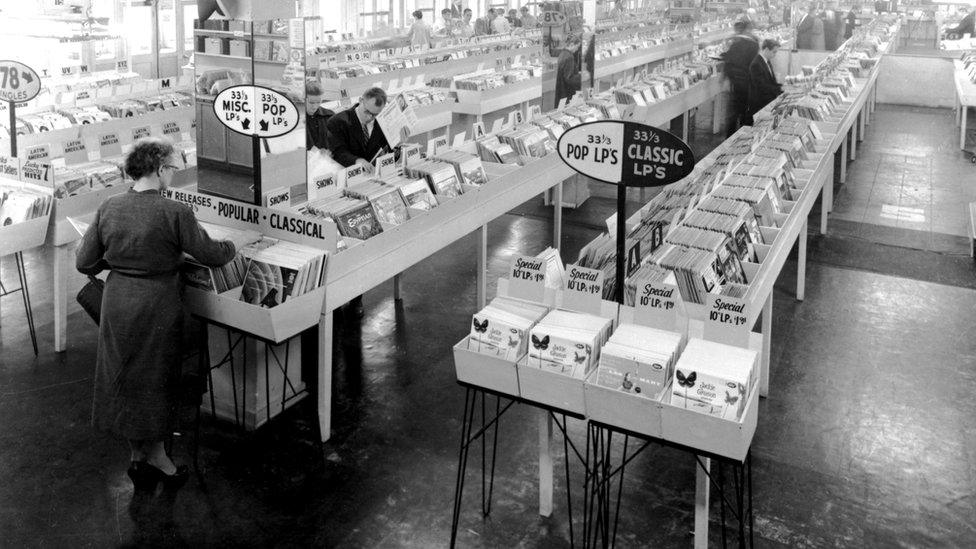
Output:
[213, 85, 300, 138]
[0, 60, 42, 103]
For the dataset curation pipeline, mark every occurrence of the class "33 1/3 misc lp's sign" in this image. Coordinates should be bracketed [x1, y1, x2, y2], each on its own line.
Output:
[0, 60, 41, 103]
[213, 85, 299, 138]
[556, 120, 695, 187]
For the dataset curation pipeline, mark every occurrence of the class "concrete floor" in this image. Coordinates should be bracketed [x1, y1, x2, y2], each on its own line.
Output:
[1, 105, 975, 547]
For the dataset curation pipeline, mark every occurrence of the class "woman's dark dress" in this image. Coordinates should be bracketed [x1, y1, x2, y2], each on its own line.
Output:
[76, 189, 235, 440]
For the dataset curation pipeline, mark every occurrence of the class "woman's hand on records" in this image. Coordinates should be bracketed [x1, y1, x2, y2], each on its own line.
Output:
[228, 230, 262, 252]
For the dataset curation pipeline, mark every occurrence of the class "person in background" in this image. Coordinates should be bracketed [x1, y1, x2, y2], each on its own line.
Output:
[520, 6, 537, 28]
[76, 138, 244, 495]
[946, 7, 975, 38]
[749, 39, 784, 116]
[305, 81, 334, 152]
[474, 9, 492, 36]
[845, 4, 860, 39]
[610, 0, 626, 19]
[507, 9, 522, 28]
[435, 8, 456, 36]
[554, 36, 582, 108]
[492, 7, 512, 33]
[783, 0, 793, 26]
[406, 10, 433, 48]
[796, 4, 825, 50]
[458, 8, 475, 37]
[722, 20, 760, 134]
[823, 3, 845, 50]
[326, 87, 390, 174]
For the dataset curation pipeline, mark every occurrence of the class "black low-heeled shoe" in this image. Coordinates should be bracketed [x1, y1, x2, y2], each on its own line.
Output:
[127, 461, 160, 492]
[142, 463, 190, 492]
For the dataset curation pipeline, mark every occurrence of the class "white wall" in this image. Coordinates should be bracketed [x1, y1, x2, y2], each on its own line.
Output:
[876, 54, 956, 108]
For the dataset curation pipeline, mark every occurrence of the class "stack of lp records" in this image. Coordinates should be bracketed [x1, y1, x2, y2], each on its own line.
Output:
[596, 324, 685, 401]
[306, 195, 384, 240]
[344, 180, 411, 225]
[670, 338, 757, 421]
[468, 296, 550, 360]
[432, 149, 489, 187]
[406, 160, 464, 199]
[527, 310, 614, 379]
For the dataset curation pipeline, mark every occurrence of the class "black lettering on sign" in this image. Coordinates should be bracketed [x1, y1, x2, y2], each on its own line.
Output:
[268, 213, 325, 239]
[132, 126, 151, 140]
[63, 140, 86, 154]
[162, 122, 180, 135]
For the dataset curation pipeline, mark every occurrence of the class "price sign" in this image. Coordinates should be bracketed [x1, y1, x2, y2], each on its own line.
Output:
[556, 120, 695, 188]
[540, 11, 567, 27]
[375, 152, 397, 177]
[0, 60, 41, 103]
[263, 187, 291, 210]
[98, 132, 123, 159]
[633, 280, 682, 331]
[562, 265, 604, 316]
[702, 294, 751, 347]
[131, 126, 152, 142]
[62, 139, 88, 165]
[427, 135, 448, 157]
[213, 85, 299, 138]
[508, 254, 547, 303]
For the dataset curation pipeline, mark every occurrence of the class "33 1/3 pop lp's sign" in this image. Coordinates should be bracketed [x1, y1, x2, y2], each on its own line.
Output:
[213, 85, 299, 138]
[556, 120, 695, 187]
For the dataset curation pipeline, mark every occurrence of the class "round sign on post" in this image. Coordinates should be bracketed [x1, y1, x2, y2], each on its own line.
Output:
[556, 120, 696, 187]
[0, 60, 42, 104]
[556, 120, 696, 306]
[213, 85, 300, 138]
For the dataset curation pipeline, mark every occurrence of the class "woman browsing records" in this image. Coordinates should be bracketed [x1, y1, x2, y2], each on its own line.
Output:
[76, 138, 255, 495]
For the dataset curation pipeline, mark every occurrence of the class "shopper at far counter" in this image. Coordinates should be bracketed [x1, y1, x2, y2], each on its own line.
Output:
[796, 4, 825, 50]
[722, 20, 760, 135]
[845, 4, 860, 39]
[507, 9, 522, 28]
[305, 81, 335, 152]
[554, 36, 583, 109]
[749, 39, 784, 115]
[326, 87, 390, 174]
[474, 9, 492, 36]
[520, 6, 537, 28]
[946, 7, 975, 38]
[609, 0, 626, 19]
[492, 8, 512, 34]
[76, 138, 251, 497]
[406, 10, 433, 48]
[435, 9, 456, 37]
[823, 3, 846, 51]
[458, 8, 475, 37]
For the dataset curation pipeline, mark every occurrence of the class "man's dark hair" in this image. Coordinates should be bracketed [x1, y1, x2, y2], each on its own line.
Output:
[464, 8, 472, 15]
[734, 20, 749, 33]
[412, 10, 422, 19]
[761, 38, 781, 50]
[124, 138, 175, 180]
[361, 87, 388, 107]
[441, 8, 451, 16]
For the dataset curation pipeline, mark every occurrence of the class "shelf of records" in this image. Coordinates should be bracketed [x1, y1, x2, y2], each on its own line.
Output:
[0, 175, 54, 258]
[957, 53, 976, 87]
[454, 249, 759, 461]
[0, 124, 196, 248]
[312, 34, 543, 100]
[161, 188, 336, 344]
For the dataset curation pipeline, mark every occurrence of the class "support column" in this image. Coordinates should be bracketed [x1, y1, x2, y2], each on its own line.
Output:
[694, 458, 710, 549]
[317, 312, 333, 442]
[538, 410, 553, 517]
[54, 244, 69, 352]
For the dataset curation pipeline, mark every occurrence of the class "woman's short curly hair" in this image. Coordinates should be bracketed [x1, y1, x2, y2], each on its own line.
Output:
[124, 137, 175, 180]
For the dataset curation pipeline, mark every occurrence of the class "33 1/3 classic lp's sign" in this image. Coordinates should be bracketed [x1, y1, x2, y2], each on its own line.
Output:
[556, 120, 695, 187]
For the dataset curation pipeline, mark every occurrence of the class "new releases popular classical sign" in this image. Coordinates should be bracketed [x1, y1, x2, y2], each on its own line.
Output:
[556, 120, 695, 187]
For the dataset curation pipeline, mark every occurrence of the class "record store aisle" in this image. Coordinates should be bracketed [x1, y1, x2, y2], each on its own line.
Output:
[1, 106, 976, 547]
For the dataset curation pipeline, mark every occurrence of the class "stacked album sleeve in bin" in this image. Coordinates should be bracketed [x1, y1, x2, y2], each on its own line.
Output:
[182, 223, 268, 294]
[432, 149, 489, 187]
[306, 196, 384, 240]
[383, 174, 438, 211]
[596, 324, 685, 401]
[240, 241, 328, 308]
[345, 179, 411, 225]
[623, 263, 671, 306]
[527, 310, 613, 379]
[670, 338, 757, 421]
[0, 185, 52, 226]
[475, 135, 520, 164]
[649, 245, 724, 305]
[468, 296, 550, 360]
[406, 160, 464, 199]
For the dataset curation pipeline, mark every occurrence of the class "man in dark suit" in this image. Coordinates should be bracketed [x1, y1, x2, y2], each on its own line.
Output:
[796, 4, 816, 49]
[325, 87, 391, 173]
[722, 20, 759, 134]
[749, 39, 783, 116]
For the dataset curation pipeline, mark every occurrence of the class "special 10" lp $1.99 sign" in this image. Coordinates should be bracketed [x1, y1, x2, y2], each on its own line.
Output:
[556, 120, 695, 187]
[213, 85, 299, 138]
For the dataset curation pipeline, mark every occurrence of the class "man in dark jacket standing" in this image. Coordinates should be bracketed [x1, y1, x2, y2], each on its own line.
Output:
[796, 4, 816, 49]
[722, 20, 759, 135]
[305, 81, 334, 151]
[326, 87, 390, 174]
[749, 39, 784, 116]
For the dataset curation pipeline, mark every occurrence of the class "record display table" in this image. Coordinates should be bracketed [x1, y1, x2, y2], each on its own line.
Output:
[953, 59, 976, 150]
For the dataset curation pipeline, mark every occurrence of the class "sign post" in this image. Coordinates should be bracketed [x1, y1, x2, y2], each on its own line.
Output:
[556, 120, 695, 304]
[0, 61, 42, 158]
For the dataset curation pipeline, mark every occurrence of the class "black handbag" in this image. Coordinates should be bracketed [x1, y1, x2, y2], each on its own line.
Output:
[76, 275, 104, 326]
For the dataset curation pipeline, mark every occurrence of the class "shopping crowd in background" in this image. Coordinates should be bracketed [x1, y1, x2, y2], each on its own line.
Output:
[405, 4, 542, 47]
[794, 2, 861, 50]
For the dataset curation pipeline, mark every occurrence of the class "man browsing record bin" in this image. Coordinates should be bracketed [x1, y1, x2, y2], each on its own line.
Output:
[325, 87, 391, 176]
